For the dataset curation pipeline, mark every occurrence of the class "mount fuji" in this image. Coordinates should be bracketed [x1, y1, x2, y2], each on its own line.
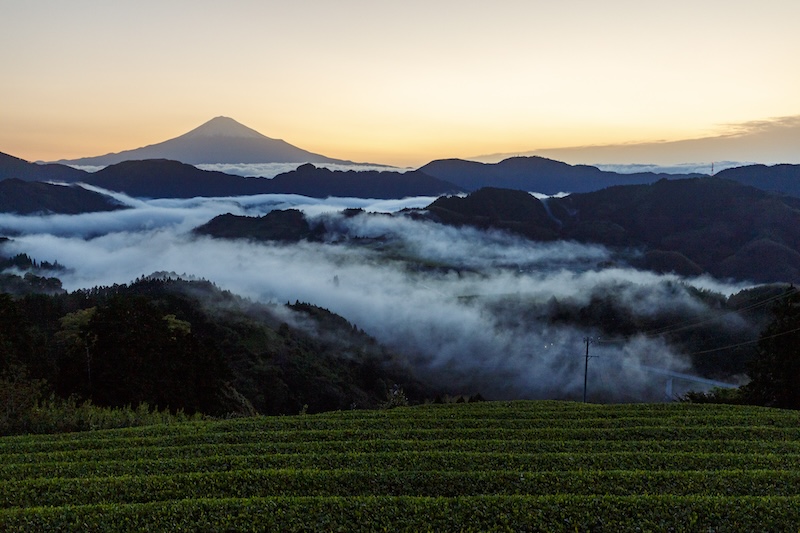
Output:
[57, 117, 360, 166]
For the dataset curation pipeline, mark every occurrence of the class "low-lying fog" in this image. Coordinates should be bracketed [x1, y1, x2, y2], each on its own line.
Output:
[0, 188, 752, 401]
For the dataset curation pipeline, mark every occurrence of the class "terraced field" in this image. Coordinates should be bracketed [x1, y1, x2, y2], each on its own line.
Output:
[2, 401, 800, 531]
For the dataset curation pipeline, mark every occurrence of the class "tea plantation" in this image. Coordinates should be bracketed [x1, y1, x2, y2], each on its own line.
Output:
[2, 400, 800, 531]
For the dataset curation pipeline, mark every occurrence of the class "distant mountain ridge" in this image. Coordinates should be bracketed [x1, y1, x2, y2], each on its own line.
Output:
[419, 156, 800, 199]
[3, 142, 800, 203]
[419, 156, 705, 194]
[425, 179, 800, 283]
[192, 177, 800, 283]
[78, 159, 462, 199]
[715, 164, 800, 198]
[0, 179, 125, 215]
[0, 149, 459, 202]
[56, 116, 362, 166]
[266, 163, 462, 198]
[0, 151, 87, 183]
[82, 159, 268, 198]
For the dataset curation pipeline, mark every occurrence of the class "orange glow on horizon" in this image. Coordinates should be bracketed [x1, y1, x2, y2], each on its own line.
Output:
[2, 1, 800, 167]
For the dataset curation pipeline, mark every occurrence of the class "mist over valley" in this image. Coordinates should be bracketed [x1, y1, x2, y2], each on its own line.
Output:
[2, 117, 799, 411]
[1, 182, 785, 406]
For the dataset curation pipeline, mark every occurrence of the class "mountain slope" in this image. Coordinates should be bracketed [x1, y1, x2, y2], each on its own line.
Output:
[58, 116, 356, 166]
[556, 178, 800, 282]
[427, 187, 559, 240]
[194, 209, 324, 242]
[715, 164, 800, 197]
[0, 276, 431, 418]
[422, 179, 800, 283]
[0, 151, 88, 183]
[189, 178, 800, 283]
[83, 159, 272, 198]
[419, 156, 704, 194]
[0, 179, 125, 214]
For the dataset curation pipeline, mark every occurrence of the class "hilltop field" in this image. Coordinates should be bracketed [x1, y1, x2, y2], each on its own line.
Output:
[2, 400, 800, 531]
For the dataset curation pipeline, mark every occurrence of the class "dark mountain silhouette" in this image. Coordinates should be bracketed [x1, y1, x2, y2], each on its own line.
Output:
[0, 151, 87, 183]
[57, 116, 362, 166]
[192, 177, 800, 283]
[423, 179, 800, 283]
[194, 209, 324, 242]
[267, 163, 462, 198]
[426, 187, 560, 241]
[418, 156, 703, 194]
[715, 164, 800, 197]
[81, 159, 461, 199]
[83, 159, 271, 198]
[558, 178, 800, 282]
[0, 179, 125, 215]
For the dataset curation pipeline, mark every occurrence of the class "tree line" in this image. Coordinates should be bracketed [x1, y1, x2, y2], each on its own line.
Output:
[0, 276, 429, 434]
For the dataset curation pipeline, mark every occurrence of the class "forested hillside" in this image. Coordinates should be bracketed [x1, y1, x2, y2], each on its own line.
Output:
[426, 178, 800, 283]
[0, 274, 429, 434]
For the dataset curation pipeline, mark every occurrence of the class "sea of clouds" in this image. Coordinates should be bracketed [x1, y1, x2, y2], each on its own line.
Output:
[0, 187, 752, 401]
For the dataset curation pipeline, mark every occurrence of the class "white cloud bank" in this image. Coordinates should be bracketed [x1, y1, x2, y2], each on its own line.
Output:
[0, 190, 752, 401]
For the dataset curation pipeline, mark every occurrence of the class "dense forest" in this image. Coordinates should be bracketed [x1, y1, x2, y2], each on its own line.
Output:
[2, 248, 800, 436]
[425, 180, 800, 283]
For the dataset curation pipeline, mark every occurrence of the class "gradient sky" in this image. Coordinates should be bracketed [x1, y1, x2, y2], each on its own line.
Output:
[3, 0, 799, 167]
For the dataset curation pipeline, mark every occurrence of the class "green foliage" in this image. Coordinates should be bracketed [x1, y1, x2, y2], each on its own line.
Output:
[0, 379, 203, 436]
[743, 287, 800, 408]
[0, 254, 65, 296]
[2, 495, 800, 532]
[489, 282, 773, 380]
[381, 384, 409, 409]
[681, 386, 746, 405]
[427, 178, 800, 283]
[0, 293, 36, 367]
[0, 277, 428, 426]
[0, 272, 64, 296]
[0, 364, 47, 434]
[2, 401, 800, 531]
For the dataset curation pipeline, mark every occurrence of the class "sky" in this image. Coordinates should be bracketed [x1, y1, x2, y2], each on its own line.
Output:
[2, 0, 800, 167]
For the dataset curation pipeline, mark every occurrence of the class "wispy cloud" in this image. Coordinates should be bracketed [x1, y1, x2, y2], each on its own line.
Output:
[474, 114, 800, 166]
[718, 115, 800, 137]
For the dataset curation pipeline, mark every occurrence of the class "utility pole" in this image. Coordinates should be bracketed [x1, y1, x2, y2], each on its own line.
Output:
[583, 337, 595, 403]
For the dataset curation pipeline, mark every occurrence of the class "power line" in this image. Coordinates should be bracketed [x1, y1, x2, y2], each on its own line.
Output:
[640, 290, 790, 338]
[686, 325, 800, 356]
[597, 324, 800, 360]
[577, 290, 798, 398]
[649, 289, 789, 336]
[587, 290, 795, 357]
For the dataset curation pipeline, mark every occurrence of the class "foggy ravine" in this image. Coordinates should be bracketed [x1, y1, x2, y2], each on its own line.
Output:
[0, 188, 753, 402]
